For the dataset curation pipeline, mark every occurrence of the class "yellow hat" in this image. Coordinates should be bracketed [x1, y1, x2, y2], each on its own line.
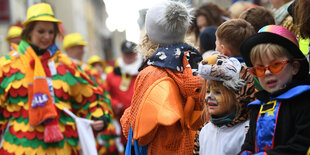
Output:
[63, 33, 88, 50]
[6, 26, 22, 41]
[88, 55, 106, 67]
[23, 3, 61, 26]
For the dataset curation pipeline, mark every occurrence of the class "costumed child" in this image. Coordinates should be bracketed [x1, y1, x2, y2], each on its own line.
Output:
[240, 25, 310, 154]
[63, 33, 118, 155]
[197, 53, 255, 155]
[120, 1, 205, 154]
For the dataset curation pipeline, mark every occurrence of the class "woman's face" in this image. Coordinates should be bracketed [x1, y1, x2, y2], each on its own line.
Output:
[253, 53, 299, 93]
[29, 21, 55, 49]
[197, 15, 208, 33]
[205, 84, 235, 117]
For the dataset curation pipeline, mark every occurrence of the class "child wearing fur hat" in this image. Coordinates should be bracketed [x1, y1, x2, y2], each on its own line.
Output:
[240, 25, 310, 154]
[193, 18, 257, 155]
[120, 1, 204, 154]
[197, 53, 255, 155]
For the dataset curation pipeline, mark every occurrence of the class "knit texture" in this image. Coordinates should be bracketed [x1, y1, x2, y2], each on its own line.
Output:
[121, 50, 204, 154]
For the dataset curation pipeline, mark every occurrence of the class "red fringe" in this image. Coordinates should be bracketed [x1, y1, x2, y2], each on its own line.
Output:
[63, 125, 78, 138]
[56, 64, 67, 76]
[0, 148, 15, 155]
[3, 108, 28, 118]
[54, 88, 70, 100]
[9, 126, 43, 140]
[4, 68, 19, 77]
[9, 86, 27, 97]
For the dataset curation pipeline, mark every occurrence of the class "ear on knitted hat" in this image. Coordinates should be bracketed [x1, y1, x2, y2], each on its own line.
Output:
[145, 0, 192, 45]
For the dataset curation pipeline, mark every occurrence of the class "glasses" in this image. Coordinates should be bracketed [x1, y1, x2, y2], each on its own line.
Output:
[249, 60, 291, 77]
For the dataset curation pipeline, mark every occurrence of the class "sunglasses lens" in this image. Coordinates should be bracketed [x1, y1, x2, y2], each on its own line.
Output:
[269, 61, 285, 74]
[249, 67, 265, 77]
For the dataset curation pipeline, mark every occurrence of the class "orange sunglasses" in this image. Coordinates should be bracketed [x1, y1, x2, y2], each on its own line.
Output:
[249, 60, 291, 77]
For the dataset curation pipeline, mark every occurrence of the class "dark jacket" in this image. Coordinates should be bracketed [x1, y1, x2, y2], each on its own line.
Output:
[240, 79, 310, 155]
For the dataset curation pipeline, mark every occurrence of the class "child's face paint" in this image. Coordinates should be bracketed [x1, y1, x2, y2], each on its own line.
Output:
[205, 84, 235, 117]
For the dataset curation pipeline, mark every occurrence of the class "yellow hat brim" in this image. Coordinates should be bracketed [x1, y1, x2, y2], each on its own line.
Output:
[6, 35, 21, 41]
[22, 16, 62, 26]
[63, 41, 88, 50]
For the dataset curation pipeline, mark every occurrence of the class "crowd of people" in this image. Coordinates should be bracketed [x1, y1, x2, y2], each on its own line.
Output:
[0, 0, 310, 154]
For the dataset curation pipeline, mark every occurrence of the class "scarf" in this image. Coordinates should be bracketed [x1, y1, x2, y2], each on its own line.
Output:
[147, 43, 202, 73]
[18, 40, 63, 143]
[210, 111, 237, 127]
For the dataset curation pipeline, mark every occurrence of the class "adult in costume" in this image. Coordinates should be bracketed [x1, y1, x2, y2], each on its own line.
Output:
[0, 3, 110, 154]
[63, 33, 118, 155]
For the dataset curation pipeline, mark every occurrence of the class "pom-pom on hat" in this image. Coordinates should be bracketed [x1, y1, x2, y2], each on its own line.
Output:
[145, 0, 192, 45]
[63, 33, 88, 50]
[23, 3, 61, 26]
[240, 25, 309, 79]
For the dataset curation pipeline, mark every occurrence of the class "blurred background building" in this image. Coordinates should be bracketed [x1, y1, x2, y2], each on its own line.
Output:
[0, 0, 265, 62]
[0, 0, 125, 63]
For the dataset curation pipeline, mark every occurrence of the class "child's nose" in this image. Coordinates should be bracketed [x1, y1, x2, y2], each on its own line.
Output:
[264, 68, 272, 75]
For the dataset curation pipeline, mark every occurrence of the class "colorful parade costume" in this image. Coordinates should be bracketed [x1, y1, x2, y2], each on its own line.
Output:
[0, 40, 110, 154]
[241, 81, 310, 154]
[63, 33, 117, 155]
[0, 3, 111, 154]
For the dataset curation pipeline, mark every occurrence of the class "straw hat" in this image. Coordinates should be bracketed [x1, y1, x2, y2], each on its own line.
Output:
[23, 3, 61, 26]
[6, 26, 22, 41]
[63, 33, 88, 50]
[88, 55, 106, 68]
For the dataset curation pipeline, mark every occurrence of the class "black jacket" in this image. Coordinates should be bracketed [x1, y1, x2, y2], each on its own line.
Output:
[240, 80, 310, 155]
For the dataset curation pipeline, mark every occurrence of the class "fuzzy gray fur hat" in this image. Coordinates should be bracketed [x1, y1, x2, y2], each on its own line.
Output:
[145, 0, 192, 45]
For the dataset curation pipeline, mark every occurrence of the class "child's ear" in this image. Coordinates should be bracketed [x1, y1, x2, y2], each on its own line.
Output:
[292, 61, 300, 75]
[221, 44, 233, 56]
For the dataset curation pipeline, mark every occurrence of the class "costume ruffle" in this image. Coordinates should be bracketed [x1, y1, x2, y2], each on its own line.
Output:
[82, 64, 118, 154]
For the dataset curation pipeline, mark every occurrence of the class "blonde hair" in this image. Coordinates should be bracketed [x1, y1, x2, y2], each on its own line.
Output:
[137, 34, 159, 59]
[216, 19, 255, 56]
[138, 34, 196, 59]
[250, 43, 293, 64]
[201, 80, 237, 122]
[229, 1, 253, 18]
